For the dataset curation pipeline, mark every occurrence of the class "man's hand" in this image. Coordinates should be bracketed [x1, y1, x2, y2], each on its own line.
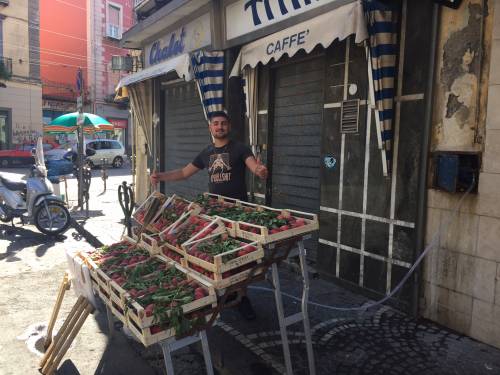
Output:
[150, 171, 161, 187]
[254, 162, 268, 180]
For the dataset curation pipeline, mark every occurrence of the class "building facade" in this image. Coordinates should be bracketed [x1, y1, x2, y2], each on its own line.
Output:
[40, 0, 87, 130]
[40, 0, 134, 149]
[421, 0, 500, 350]
[0, 0, 42, 151]
[87, 0, 135, 151]
[121, 0, 500, 350]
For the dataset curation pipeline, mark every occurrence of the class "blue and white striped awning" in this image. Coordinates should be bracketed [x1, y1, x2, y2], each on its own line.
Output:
[364, 0, 398, 175]
[190, 50, 225, 121]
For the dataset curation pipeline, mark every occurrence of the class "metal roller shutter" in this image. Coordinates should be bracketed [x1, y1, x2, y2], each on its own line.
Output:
[163, 81, 210, 199]
[271, 57, 324, 260]
[271, 58, 323, 212]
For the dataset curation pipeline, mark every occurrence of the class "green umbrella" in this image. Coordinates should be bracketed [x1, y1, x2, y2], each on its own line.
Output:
[49, 112, 113, 132]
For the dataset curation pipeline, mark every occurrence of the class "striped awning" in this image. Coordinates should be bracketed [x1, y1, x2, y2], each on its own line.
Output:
[230, 1, 367, 77]
[116, 53, 192, 89]
[190, 50, 225, 120]
[364, 0, 398, 175]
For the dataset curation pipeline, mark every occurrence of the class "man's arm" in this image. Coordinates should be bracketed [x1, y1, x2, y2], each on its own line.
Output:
[150, 163, 200, 186]
[245, 156, 268, 180]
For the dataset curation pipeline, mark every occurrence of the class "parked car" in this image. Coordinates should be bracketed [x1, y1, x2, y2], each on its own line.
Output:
[84, 139, 126, 168]
[45, 142, 76, 161]
[0, 141, 60, 167]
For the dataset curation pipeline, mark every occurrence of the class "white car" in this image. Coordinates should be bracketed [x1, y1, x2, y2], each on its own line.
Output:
[84, 139, 126, 168]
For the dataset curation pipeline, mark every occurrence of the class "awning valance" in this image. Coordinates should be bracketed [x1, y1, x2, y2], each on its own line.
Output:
[230, 0, 367, 77]
[116, 53, 191, 89]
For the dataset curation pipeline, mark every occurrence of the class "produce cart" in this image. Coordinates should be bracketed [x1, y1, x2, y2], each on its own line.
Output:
[56, 192, 318, 375]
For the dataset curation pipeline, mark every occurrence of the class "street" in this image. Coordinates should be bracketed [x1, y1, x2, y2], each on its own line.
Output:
[1, 166, 500, 375]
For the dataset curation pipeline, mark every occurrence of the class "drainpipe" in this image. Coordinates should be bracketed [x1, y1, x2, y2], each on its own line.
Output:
[412, 3, 441, 317]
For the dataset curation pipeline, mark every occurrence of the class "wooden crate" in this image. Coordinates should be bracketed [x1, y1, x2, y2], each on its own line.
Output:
[159, 213, 226, 251]
[132, 191, 167, 225]
[200, 213, 237, 237]
[157, 245, 184, 265]
[109, 298, 127, 324]
[183, 232, 264, 275]
[236, 207, 319, 244]
[126, 269, 216, 329]
[148, 194, 200, 233]
[182, 257, 264, 289]
[126, 312, 212, 347]
[140, 232, 162, 255]
[108, 256, 169, 310]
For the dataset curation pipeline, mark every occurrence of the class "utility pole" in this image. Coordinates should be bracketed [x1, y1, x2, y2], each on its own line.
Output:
[76, 68, 84, 209]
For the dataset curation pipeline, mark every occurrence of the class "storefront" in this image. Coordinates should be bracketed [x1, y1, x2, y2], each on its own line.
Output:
[119, 3, 220, 202]
[120, 0, 436, 311]
[225, 0, 435, 310]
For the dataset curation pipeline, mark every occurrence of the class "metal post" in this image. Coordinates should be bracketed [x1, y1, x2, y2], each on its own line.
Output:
[77, 125, 84, 208]
[159, 330, 214, 375]
[77, 68, 84, 209]
[271, 239, 316, 375]
[298, 240, 316, 375]
[272, 262, 293, 375]
[161, 341, 176, 375]
[200, 330, 214, 375]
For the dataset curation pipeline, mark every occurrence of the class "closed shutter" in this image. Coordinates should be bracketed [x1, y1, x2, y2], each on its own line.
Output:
[271, 57, 324, 260]
[163, 81, 210, 199]
[271, 58, 323, 212]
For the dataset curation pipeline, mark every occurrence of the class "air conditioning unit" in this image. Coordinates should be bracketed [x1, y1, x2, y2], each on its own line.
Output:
[0, 0, 9, 6]
[111, 56, 134, 72]
[107, 24, 121, 39]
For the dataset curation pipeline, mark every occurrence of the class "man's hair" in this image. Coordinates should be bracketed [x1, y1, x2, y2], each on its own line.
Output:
[208, 111, 230, 122]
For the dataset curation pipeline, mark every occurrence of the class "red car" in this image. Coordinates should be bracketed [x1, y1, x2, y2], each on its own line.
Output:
[0, 141, 60, 168]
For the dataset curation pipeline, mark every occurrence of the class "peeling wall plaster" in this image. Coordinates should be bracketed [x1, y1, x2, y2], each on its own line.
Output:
[433, 1, 490, 151]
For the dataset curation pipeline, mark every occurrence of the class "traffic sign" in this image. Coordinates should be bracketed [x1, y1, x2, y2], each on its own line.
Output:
[77, 112, 85, 126]
[76, 68, 83, 92]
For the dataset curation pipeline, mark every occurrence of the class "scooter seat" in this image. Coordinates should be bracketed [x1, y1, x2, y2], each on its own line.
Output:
[0, 175, 27, 192]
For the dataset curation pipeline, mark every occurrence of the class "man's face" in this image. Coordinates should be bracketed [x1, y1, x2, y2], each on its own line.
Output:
[209, 116, 231, 139]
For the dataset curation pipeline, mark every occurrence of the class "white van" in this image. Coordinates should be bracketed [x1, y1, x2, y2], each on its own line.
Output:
[84, 139, 126, 168]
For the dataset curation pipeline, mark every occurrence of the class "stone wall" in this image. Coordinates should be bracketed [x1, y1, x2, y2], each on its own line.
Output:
[421, 0, 500, 349]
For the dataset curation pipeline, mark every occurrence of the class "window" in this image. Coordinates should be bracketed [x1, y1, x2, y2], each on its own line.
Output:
[100, 141, 112, 149]
[110, 141, 122, 149]
[0, 110, 10, 150]
[107, 3, 122, 39]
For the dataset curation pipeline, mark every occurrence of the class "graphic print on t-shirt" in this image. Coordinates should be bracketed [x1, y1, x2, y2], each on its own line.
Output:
[208, 153, 232, 183]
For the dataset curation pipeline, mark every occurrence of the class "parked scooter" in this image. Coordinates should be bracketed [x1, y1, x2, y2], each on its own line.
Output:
[0, 138, 71, 235]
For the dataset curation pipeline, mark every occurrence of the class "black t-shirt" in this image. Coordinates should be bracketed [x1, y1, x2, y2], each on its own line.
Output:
[192, 140, 253, 201]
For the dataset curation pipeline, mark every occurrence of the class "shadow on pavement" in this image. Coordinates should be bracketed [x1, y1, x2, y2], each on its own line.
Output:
[0, 224, 66, 260]
[69, 209, 104, 219]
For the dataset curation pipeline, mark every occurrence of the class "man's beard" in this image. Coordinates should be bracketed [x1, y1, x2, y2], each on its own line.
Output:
[212, 131, 228, 139]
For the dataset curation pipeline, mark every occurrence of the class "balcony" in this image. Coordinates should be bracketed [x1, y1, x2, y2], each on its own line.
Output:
[0, 57, 12, 80]
[135, 0, 170, 20]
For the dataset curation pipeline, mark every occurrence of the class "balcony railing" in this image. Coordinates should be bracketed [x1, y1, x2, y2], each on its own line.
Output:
[134, 0, 145, 7]
[0, 57, 12, 80]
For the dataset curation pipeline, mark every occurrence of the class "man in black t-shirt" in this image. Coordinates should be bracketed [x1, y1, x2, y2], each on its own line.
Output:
[151, 111, 267, 200]
[150, 111, 268, 320]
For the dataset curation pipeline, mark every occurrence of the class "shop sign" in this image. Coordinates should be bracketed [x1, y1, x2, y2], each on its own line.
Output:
[225, 0, 340, 40]
[145, 13, 211, 67]
[108, 118, 128, 129]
